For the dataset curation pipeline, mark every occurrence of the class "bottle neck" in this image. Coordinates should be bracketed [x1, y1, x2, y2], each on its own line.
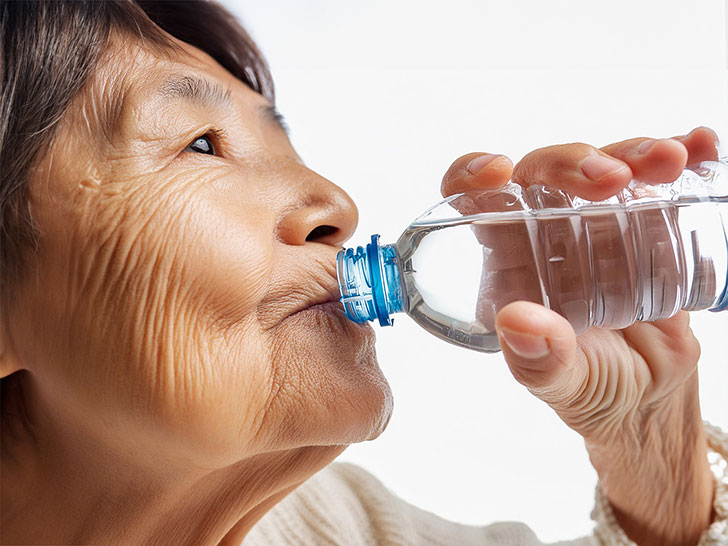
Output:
[336, 234, 404, 326]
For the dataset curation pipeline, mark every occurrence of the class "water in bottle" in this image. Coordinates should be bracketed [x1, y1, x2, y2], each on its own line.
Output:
[336, 160, 728, 352]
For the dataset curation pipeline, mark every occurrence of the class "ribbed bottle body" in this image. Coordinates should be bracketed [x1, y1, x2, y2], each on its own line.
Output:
[394, 199, 727, 352]
[338, 161, 728, 353]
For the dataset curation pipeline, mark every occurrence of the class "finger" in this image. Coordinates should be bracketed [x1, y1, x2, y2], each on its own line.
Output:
[673, 126, 720, 164]
[599, 127, 720, 184]
[495, 301, 586, 407]
[599, 137, 688, 184]
[511, 143, 633, 201]
[441, 152, 514, 197]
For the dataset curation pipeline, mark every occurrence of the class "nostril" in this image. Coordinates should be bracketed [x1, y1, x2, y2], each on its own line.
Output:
[306, 225, 339, 242]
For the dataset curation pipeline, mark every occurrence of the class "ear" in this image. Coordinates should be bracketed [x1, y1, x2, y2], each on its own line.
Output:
[0, 317, 22, 378]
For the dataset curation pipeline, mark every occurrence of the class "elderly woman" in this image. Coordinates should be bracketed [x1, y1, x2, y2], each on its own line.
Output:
[1, 1, 726, 545]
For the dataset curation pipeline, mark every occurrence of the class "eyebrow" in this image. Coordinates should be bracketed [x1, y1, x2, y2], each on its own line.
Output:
[158, 75, 232, 108]
[156, 74, 289, 134]
[261, 104, 290, 136]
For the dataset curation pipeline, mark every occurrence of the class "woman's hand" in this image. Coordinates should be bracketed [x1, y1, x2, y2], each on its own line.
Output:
[442, 127, 719, 546]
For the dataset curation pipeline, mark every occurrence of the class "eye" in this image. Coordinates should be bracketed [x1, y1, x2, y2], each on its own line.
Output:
[186, 134, 215, 155]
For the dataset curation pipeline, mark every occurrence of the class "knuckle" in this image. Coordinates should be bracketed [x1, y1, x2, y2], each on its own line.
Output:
[671, 329, 701, 371]
[568, 142, 597, 156]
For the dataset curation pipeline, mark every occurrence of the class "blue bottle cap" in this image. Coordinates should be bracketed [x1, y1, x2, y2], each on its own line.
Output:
[336, 234, 404, 326]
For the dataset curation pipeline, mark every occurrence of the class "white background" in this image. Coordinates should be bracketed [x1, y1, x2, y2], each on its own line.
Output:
[225, 1, 728, 541]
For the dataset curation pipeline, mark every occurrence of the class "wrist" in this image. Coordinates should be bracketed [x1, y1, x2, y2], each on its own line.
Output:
[591, 422, 728, 546]
[587, 410, 713, 546]
[599, 452, 712, 546]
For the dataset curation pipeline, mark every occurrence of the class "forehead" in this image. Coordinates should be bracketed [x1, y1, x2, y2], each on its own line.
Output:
[85, 33, 275, 141]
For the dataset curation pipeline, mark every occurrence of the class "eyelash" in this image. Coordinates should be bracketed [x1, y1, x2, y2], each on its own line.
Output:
[206, 127, 226, 144]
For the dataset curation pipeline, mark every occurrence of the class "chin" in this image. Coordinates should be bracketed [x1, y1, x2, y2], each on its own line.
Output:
[266, 305, 394, 449]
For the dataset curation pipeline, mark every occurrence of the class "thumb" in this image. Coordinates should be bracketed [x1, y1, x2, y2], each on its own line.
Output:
[495, 301, 585, 408]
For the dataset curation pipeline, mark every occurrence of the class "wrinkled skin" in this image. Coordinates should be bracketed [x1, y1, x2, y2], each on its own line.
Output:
[21, 36, 394, 456]
[0, 24, 718, 546]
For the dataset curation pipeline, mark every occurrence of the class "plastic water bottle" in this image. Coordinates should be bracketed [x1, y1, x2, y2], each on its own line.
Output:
[336, 160, 728, 353]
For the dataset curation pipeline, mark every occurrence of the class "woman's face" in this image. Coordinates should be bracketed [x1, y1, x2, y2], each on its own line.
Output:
[9, 34, 392, 469]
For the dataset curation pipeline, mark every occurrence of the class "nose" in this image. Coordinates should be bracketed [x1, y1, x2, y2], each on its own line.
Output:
[275, 166, 358, 247]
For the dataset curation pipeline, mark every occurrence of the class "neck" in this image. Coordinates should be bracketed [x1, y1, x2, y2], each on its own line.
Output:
[1, 375, 343, 545]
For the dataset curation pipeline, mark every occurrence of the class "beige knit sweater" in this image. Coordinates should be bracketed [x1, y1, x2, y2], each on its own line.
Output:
[244, 423, 728, 546]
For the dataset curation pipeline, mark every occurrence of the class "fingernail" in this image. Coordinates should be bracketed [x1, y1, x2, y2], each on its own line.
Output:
[499, 328, 550, 359]
[467, 154, 499, 175]
[580, 154, 628, 182]
[637, 139, 656, 154]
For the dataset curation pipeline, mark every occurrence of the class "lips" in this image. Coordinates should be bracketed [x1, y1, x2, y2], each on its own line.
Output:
[288, 287, 344, 316]
[255, 270, 347, 330]
[288, 285, 342, 317]
[280, 287, 358, 334]
[287, 298, 371, 337]
[291, 299, 345, 318]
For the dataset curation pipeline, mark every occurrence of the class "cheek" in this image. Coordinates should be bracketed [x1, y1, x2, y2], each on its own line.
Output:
[187, 192, 275, 326]
[112, 186, 281, 454]
[26, 167, 282, 462]
[147, 325, 280, 467]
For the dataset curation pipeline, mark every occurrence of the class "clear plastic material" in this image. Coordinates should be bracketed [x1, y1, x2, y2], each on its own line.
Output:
[337, 160, 728, 352]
